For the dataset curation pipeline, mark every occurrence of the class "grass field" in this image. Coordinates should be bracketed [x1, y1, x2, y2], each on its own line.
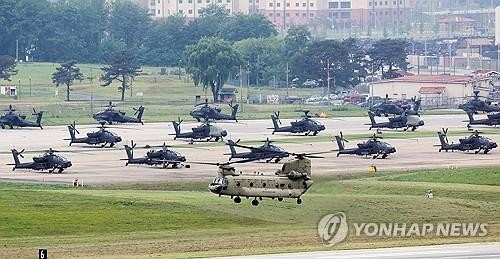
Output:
[0, 63, 460, 125]
[0, 167, 499, 258]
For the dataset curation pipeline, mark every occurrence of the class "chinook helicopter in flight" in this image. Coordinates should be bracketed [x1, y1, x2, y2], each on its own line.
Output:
[93, 101, 145, 125]
[199, 151, 321, 206]
[8, 148, 72, 173]
[436, 128, 497, 154]
[190, 99, 239, 122]
[465, 111, 500, 128]
[170, 118, 227, 142]
[0, 105, 44, 129]
[226, 138, 289, 163]
[334, 132, 396, 159]
[367, 111, 424, 131]
[270, 110, 326, 135]
[458, 90, 500, 114]
[123, 141, 188, 168]
[65, 122, 122, 147]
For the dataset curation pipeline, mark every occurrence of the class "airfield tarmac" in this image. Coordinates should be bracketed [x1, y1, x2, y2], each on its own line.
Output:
[1, 114, 500, 185]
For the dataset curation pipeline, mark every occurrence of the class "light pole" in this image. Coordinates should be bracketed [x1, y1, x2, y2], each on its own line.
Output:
[178, 59, 182, 80]
[321, 58, 332, 104]
[29, 76, 32, 96]
[18, 79, 21, 100]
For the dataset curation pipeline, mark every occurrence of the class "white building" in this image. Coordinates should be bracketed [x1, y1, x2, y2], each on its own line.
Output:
[370, 74, 492, 107]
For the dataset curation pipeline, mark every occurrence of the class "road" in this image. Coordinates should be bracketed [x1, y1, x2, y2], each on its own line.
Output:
[1, 114, 500, 185]
[217, 242, 500, 259]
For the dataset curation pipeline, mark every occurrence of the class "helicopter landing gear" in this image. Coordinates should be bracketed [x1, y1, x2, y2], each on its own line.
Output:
[251, 199, 259, 206]
[313, 131, 318, 136]
[296, 198, 302, 205]
[277, 197, 283, 201]
[411, 127, 417, 132]
[234, 196, 241, 203]
[484, 149, 490, 154]
[58, 168, 64, 173]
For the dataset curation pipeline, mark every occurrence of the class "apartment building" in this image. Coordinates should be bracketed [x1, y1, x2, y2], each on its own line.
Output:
[144, 0, 248, 18]
[255, 0, 410, 31]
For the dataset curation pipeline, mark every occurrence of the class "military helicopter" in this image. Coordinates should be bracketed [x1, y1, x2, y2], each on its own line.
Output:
[436, 128, 497, 154]
[199, 152, 321, 206]
[334, 132, 396, 159]
[226, 138, 289, 163]
[0, 105, 43, 129]
[123, 141, 188, 168]
[458, 90, 500, 113]
[270, 110, 326, 135]
[370, 95, 421, 117]
[65, 122, 122, 147]
[93, 101, 145, 125]
[367, 111, 424, 131]
[170, 118, 227, 142]
[190, 99, 239, 122]
[465, 111, 500, 128]
[8, 148, 72, 173]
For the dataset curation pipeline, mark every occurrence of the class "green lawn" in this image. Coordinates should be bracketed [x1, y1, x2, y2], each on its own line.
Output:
[0, 62, 461, 125]
[0, 166, 499, 258]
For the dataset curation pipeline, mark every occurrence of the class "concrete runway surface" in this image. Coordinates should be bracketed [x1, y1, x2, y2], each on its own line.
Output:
[216, 242, 500, 259]
[1, 114, 500, 185]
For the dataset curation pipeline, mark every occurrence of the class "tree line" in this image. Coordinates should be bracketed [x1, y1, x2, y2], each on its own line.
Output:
[0, 0, 409, 101]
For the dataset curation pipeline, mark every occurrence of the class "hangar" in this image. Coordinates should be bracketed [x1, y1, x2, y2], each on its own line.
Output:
[369, 74, 493, 108]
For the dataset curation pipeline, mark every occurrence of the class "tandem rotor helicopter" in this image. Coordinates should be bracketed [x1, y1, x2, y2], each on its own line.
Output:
[196, 151, 322, 206]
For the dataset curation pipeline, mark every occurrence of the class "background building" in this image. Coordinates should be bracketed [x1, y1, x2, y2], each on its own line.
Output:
[144, 0, 248, 18]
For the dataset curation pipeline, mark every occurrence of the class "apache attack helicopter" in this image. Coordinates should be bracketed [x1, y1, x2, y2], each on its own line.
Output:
[334, 132, 396, 159]
[465, 111, 500, 128]
[270, 110, 326, 135]
[367, 111, 424, 131]
[200, 152, 320, 206]
[123, 141, 188, 168]
[370, 95, 421, 117]
[190, 99, 239, 122]
[0, 105, 43, 129]
[8, 148, 72, 173]
[171, 118, 227, 142]
[65, 122, 122, 147]
[436, 128, 498, 154]
[458, 90, 500, 113]
[93, 101, 145, 125]
[226, 138, 289, 163]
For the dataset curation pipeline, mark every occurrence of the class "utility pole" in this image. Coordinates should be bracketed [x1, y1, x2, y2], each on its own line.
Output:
[285, 62, 289, 98]
[239, 65, 243, 111]
[15, 40, 19, 62]
[326, 58, 331, 104]
[90, 67, 94, 114]
[29, 76, 32, 96]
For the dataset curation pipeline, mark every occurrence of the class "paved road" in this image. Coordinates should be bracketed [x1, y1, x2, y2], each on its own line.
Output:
[217, 242, 500, 259]
[2, 114, 500, 185]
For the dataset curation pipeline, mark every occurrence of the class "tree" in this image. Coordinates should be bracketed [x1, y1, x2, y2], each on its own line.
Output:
[0, 55, 17, 81]
[290, 39, 367, 91]
[51, 61, 84, 101]
[234, 37, 285, 85]
[185, 37, 241, 101]
[368, 39, 409, 79]
[109, 0, 151, 51]
[222, 14, 277, 42]
[141, 15, 188, 66]
[284, 25, 312, 57]
[100, 51, 141, 101]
